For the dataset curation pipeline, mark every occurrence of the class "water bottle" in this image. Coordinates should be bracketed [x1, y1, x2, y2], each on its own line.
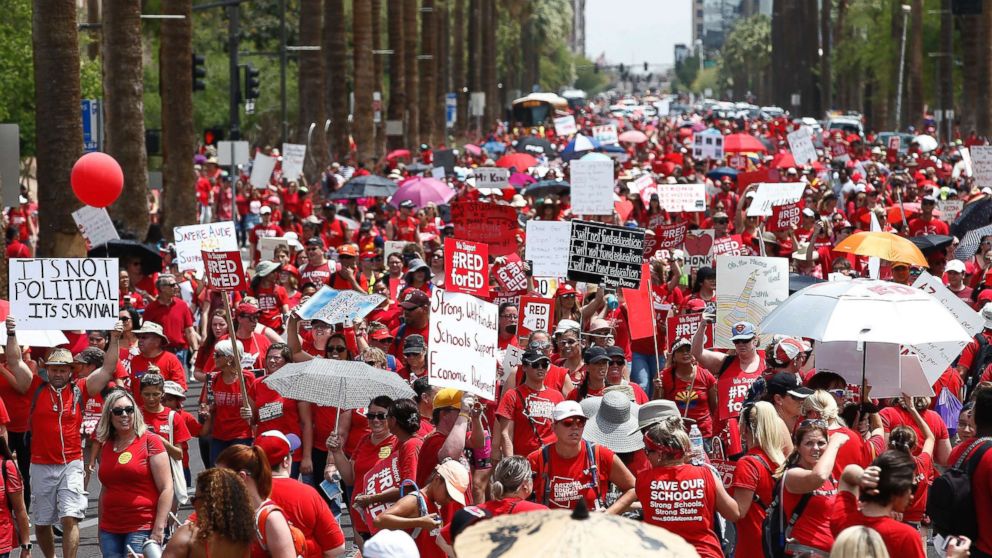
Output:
[605, 293, 619, 311]
[688, 424, 708, 464]
[142, 540, 164, 558]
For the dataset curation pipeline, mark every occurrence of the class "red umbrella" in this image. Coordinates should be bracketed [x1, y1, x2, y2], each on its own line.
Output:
[723, 133, 768, 153]
[495, 153, 538, 170]
[386, 149, 411, 162]
[771, 151, 797, 169]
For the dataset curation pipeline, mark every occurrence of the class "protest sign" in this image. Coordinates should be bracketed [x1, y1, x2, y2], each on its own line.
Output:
[473, 167, 509, 189]
[383, 240, 407, 263]
[667, 313, 713, 348]
[736, 168, 770, 194]
[492, 253, 529, 293]
[296, 286, 386, 324]
[713, 235, 746, 258]
[525, 220, 571, 278]
[444, 237, 489, 297]
[592, 124, 619, 145]
[71, 206, 119, 249]
[428, 290, 498, 400]
[910, 271, 983, 381]
[972, 146, 992, 188]
[787, 127, 817, 166]
[451, 201, 519, 256]
[281, 143, 306, 180]
[10, 258, 119, 330]
[728, 154, 746, 169]
[569, 158, 615, 215]
[488, 286, 521, 309]
[553, 115, 577, 136]
[766, 202, 801, 232]
[746, 182, 806, 217]
[501, 345, 524, 382]
[887, 135, 901, 152]
[654, 223, 688, 250]
[249, 153, 277, 189]
[692, 129, 724, 160]
[202, 251, 246, 292]
[532, 277, 559, 299]
[937, 199, 963, 224]
[567, 220, 645, 289]
[518, 295, 555, 337]
[715, 256, 789, 348]
[434, 149, 456, 175]
[174, 221, 238, 273]
[258, 237, 290, 262]
[830, 143, 850, 163]
[684, 229, 715, 270]
[657, 183, 706, 212]
[628, 173, 655, 195]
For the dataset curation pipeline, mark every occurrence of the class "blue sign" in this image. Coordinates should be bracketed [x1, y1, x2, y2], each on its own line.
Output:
[445, 93, 457, 128]
[81, 99, 101, 153]
[295, 286, 386, 324]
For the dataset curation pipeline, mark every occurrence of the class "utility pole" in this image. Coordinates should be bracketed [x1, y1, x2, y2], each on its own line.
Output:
[895, 4, 911, 132]
[228, 3, 240, 141]
[279, 0, 288, 142]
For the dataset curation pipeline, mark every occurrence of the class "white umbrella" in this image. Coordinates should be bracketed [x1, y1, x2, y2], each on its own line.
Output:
[0, 329, 69, 348]
[263, 358, 416, 410]
[812, 342, 934, 397]
[913, 134, 939, 153]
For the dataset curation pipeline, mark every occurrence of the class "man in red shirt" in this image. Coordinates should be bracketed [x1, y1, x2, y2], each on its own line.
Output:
[141, 274, 198, 365]
[495, 350, 564, 459]
[250, 205, 285, 264]
[946, 259, 974, 303]
[299, 237, 333, 286]
[391, 289, 431, 359]
[331, 244, 369, 293]
[387, 200, 419, 241]
[908, 195, 949, 237]
[5, 228, 30, 258]
[129, 322, 188, 404]
[416, 389, 477, 486]
[956, 304, 992, 395]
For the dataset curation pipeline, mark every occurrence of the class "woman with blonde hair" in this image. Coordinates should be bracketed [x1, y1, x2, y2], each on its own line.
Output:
[732, 402, 788, 558]
[96, 390, 173, 557]
[829, 526, 890, 558]
[163, 468, 255, 558]
[802, 390, 876, 479]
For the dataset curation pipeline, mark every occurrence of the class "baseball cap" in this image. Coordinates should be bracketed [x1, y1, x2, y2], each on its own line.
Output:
[73, 346, 105, 366]
[946, 259, 966, 274]
[671, 338, 692, 352]
[369, 329, 394, 342]
[337, 244, 359, 257]
[553, 400, 586, 422]
[398, 289, 430, 309]
[435, 460, 470, 505]
[554, 284, 581, 298]
[774, 337, 811, 363]
[399, 200, 416, 209]
[729, 321, 757, 341]
[766, 372, 813, 399]
[605, 345, 626, 360]
[684, 299, 707, 312]
[554, 319, 581, 335]
[712, 211, 729, 220]
[237, 302, 260, 315]
[802, 207, 817, 218]
[163, 381, 186, 399]
[584, 346, 610, 364]
[402, 334, 426, 354]
[46, 348, 74, 366]
[254, 430, 302, 466]
[363, 530, 418, 558]
[522, 349, 551, 365]
[260, 205, 272, 214]
[982, 303, 992, 329]
[433, 388, 463, 410]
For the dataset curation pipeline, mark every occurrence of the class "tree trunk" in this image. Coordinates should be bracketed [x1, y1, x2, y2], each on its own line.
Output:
[34, 0, 84, 257]
[86, 0, 100, 60]
[353, 0, 374, 164]
[771, 0, 787, 108]
[961, 12, 980, 135]
[404, 0, 420, 149]
[103, 0, 149, 240]
[834, 0, 848, 108]
[372, 0, 386, 162]
[481, 0, 497, 127]
[160, 0, 197, 235]
[418, 0, 436, 146]
[939, 0, 953, 142]
[325, 0, 349, 161]
[298, 0, 327, 181]
[468, 0, 480, 131]
[820, 0, 832, 112]
[907, 0, 924, 129]
[435, 0, 450, 140]
[386, 0, 406, 150]
[453, 0, 466, 133]
[979, 0, 992, 136]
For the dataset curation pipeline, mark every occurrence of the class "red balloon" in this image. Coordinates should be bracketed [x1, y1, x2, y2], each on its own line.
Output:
[71, 152, 124, 208]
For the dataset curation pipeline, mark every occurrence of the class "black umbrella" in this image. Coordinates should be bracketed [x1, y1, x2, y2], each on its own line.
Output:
[515, 136, 557, 158]
[330, 175, 398, 199]
[789, 273, 825, 294]
[951, 197, 992, 239]
[523, 180, 570, 198]
[88, 239, 163, 275]
[405, 162, 431, 174]
[909, 234, 954, 253]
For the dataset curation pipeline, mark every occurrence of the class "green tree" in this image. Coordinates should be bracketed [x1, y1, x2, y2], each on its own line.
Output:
[719, 15, 771, 101]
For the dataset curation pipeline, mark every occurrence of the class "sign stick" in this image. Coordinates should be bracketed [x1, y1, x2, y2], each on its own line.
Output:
[647, 272, 662, 377]
[222, 294, 251, 413]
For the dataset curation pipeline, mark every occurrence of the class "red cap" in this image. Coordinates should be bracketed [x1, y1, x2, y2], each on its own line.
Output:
[554, 284, 581, 298]
[254, 431, 301, 466]
[370, 329, 394, 341]
[360, 251, 377, 261]
[280, 264, 300, 278]
[684, 299, 707, 312]
[236, 302, 260, 315]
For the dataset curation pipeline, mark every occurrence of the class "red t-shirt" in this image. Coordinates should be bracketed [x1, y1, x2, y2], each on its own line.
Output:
[496, 385, 564, 457]
[782, 472, 836, 553]
[0, 372, 40, 432]
[635, 464, 722, 558]
[250, 285, 290, 332]
[908, 217, 949, 237]
[348, 432, 396, 534]
[830, 491, 926, 558]
[660, 365, 716, 437]
[142, 407, 192, 449]
[270, 477, 346, 558]
[878, 406, 950, 457]
[904, 452, 934, 523]
[141, 298, 194, 349]
[130, 352, 187, 406]
[390, 215, 419, 241]
[731, 449, 777, 558]
[395, 436, 424, 485]
[416, 430, 447, 487]
[0, 460, 22, 554]
[957, 330, 992, 372]
[300, 261, 332, 287]
[716, 352, 765, 423]
[829, 425, 871, 480]
[208, 371, 256, 441]
[250, 381, 304, 460]
[98, 432, 167, 533]
[513, 363, 569, 394]
[527, 441, 615, 511]
[312, 405, 341, 453]
[177, 409, 201, 469]
[30, 380, 87, 464]
[439, 498, 548, 545]
[219, 332, 271, 371]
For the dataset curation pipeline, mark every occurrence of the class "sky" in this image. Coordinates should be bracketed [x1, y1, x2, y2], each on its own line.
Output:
[584, 0, 692, 69]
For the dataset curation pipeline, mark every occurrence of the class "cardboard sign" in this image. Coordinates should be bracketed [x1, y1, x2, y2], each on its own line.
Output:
[473, 167, 509, 189]
[488, 286, 521, 309]
[692, 129, 724, 161]
[937, 199, 963, 223]
[654, 223, 688, 250]
[501, 345, 524, 382]
[451, 202, 519, 256]
[174, 221, 239, 274]
[746, 182, 806, 217]
[383, 240, 407, 264]
[428, 290, 498, 400]
[296, 286, 386, 324]
[766, 202, 801, 232]
[281, 143, 306, 181]
[569, 158, 615, 216]
[249, 153, 277, 189]
[431, 166, 447, 180]
[202, 250, 246, 292]
[667, 313, 713, 348]
[71, 206, 119, 250]
[715, 256, 789, 348]
[553, 115, 578, 136]
[492, 253, 529, 293]
[972, 146, 992, 188]
[567, 220, 645, 289]
[910, 271, 984, 382]
[434, 149, 456, 175]
[787, 127, 817, 166]
[887, 135, 901, 152]
[10, 258, 119, 330]
[444, 237, 489, 297]
[592, 124, 619, 145]
[657, 183, 706, 212]
[684, 229, 715, 269]
[525, 220, 571, 278]
[518, 295, 555, 337]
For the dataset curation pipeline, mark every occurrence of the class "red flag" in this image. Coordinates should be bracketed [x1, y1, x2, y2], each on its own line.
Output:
[622, 263, 655, 341]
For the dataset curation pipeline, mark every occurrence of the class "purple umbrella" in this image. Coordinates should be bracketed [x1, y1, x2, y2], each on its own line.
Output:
[464, 144, 483, 157]
[391, 177, 455, 208]
[509, 172, 536, 188]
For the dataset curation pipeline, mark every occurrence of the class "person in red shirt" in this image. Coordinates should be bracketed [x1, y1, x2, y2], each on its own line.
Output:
[255, 430, 347, 558]
[508, 332, 575, 397]
[202, 339, 256, 464]
[352, 399, 424, 514]
[908, 195, 950, 237]
[0, 437, 30, 557]
[332, 244, 370, 293]
[387, 200, 420, 241]
[496, 350, 565, 458]
[878, 396, 951, 467]
[248, 262, 291, 333]
[320, 203, 350, 249]
[390, 289, 431, 360]
[732, 402, 788, 558]
[5, 228, 30, 258]
[249, 205, 285, 264]
[138, 373, 191, 471]
[299, 237, 333, 287]
[162, 380, 200, 486]
[250, 343, 312, 478]
[416, 389, 482, 488]
[141, 274, 198, 358]
[129, 321, 188, 405]
[658, 338, 717, 437]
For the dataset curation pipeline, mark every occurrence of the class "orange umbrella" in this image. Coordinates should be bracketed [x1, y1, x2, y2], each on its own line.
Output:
[833, 231, 928, 267]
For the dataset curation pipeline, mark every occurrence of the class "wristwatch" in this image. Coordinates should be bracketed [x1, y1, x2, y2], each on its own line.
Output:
[20, 543, 32, 551]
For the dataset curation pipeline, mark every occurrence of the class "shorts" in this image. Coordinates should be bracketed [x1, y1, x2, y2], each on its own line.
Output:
[30, 460, 88, 525]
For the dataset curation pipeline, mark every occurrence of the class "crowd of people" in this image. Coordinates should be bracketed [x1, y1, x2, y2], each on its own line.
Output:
[3, 92, 992, 558]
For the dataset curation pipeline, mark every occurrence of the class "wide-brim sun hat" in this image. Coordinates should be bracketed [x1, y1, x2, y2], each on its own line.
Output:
[582, 391, 643, 453]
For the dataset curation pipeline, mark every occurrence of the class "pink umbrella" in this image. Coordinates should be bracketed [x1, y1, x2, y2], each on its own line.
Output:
[391, 177, 455, 208]
[618, 130, 648, 144]
[509, 172, 536, 188]
[464, 144, 483, 157]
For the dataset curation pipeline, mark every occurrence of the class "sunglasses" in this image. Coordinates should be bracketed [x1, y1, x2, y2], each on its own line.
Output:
[367, 412, 388, 421]
[119, 316, 131, 322]
[328, 346, 348, 354]
[609, 359, 625, 366]
[559, 338, 578, 346]
[732, 338, 752, 345]
[827, 389, 851, 399]
[558, 417, 587, 428]
[526, 360, 550, 370]
[560, 294, 576, 299]
[714, 219, 729, 224]
[111, 406, 135, 417]
[799, 418, 828, 429]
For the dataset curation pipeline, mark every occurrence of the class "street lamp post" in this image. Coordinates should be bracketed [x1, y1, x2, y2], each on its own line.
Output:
[895, 4, 911, 132]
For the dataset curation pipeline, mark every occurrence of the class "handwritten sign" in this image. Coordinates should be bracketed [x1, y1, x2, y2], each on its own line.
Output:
[518, 295, 555, 337]
[10, 258, 119, 330]
[746, 182, 806, 217]
[525, 220, 571, 278]
[667, 313, 713, 349]
[910, 271, 983, 382]
[174, 221, 238, 273]
[569, 158, 615, 215]
[428, 290, 498, 400]
[501, 345, 524, 382]
[492, 254, 529, 293]
[202, 251, 246, 292]
[444, 237, 489, 297]
[71, 206, 119, 250]
[767, 203, 801, 232]
[787, 127, 817, 166]
[553, 115, 577, 136]
[938, 199, 963, 224]
[592, 124, 618, 145]
[249, 153, 277, 189]
[684, 229, 715, 270]
[451, 202, 519, 257]
[657, 183, 706, 212]
[567, 221, 645, 289]
[296, 286, 386, 324]
[473, 167, 509, 189]
[281, 143, 306, 181]
[258, 237, 290, 262]
[715, 256, 789, 348]
[971, 146, 992, 189]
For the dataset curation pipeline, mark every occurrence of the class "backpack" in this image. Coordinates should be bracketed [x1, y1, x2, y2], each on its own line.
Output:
[761, 469, 812, 558]
[927, 437, 992, 538]
[539, 441, 604, 510]
[25, 382, 84, 446]
[965, 334, 992, 399]
[255, 502, 308, 558]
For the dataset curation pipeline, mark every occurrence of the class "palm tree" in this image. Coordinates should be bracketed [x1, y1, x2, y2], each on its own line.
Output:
[86, 0, 100, 60]
[435, 0, 450, 137]
[820, 0, 832, 112]
[452, 0, 466, 131]
[960, 7, 981, 134]
[419, 0, 436, 146]
[298, 0, 328, 179]
[481, 0, 497, 126]
[325, 0, 349, 161]
[353, 0, 374, 163]
[33, 0, 84, 257]
[404, 0, 420, 148]
[102, 0, 149, 239]
[386, 0, 406, 150]
[372, 0, 386, 160]
[907, 0, 924, 129]
[160, 0, 197, 234]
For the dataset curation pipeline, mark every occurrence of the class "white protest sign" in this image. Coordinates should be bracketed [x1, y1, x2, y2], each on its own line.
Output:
[258, 237, 290, 262]
[553, 115, 577, 136]
[431, 166, 447, 180]
[525, 220, 572, 277]
[474, 167, 509, 189]
[10, 258, 119, 330]
[533, 277, 559, 299]
[569, 158, 615, 215]
[972, 146, 992, 188]
[501, 344, 524, 382]
[715, 256, 789, 348]
[692, 129, 724, 161]
[787, 126, 818, 166]
[428, 290, 498, 400]
[71, 206, 119, 249]
[174, 221, 239, 273]
[296, 286, 386, 324]
[592, 124, 619, 145]
[281, 143, 306, 181]
[910, 271, 984, 382]
[249, 153, 277, 189]
[657, 183, 706, 212]
[937, 199, 963, 223]
[746, 182, 807, 217]
[384, 240, 407, 263]
[628, 174, 655, 195]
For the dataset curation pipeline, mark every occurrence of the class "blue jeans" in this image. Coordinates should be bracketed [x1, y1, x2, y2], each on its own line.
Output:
[631, 352, 665, 397]
[210, 437, 253, 465]
[99, 529, 151, 558]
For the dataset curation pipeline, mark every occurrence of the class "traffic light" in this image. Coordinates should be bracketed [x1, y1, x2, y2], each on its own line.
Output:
[644, 61, 649, 71]
[244, 64, 260, 100]
[203, 127, 224, 146]
[192, 53, 206, 91]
